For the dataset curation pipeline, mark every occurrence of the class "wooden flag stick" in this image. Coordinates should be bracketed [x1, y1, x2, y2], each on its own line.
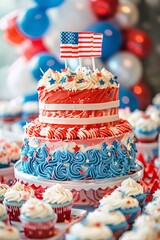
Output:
[79, 57, 82, 71]
[92, 57, 96, 71]
[65, 58, 68, 69]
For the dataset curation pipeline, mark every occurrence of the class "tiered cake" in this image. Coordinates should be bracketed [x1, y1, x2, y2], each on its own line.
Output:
[19, 66, 137, 181]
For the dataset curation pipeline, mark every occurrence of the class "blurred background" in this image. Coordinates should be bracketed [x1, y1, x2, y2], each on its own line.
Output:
[0, 0, 160, 111]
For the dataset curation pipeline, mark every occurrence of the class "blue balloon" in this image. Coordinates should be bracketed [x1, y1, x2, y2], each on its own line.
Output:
[33, 0, 65, 9]
[87, 22, 122, 61]
[119, 87, 139, 111]
[17, 6, 50, 39]
[29, 53, 65, 80]
[23, 92, 38, 103]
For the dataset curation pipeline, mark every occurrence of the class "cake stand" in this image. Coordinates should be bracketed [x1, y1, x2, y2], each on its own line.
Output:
[14, 160, 144, 207]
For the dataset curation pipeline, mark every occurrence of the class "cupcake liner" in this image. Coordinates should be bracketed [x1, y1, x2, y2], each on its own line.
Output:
[109, 222, 128, 239]
[4, 203, 21, 222]
[21, 218, 56, 239]
[119, 206, 141, 224]
[51, 202, 72, 223]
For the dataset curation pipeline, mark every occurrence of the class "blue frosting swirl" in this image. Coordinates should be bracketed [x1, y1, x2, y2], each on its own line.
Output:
[36, 162, 54, 179]
[86, 149, 101, 165]
[53, 150, 74, 164]
[96, 162, 111, 179]
[74, 151, 86, 164]
[36, 145, 49, 163]
[68, 163, 87, 180]
[52, 163, 68, 181]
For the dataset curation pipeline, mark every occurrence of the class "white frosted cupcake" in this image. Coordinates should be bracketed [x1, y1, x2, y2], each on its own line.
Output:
[119, 226, 159, 240]
[153, 189, 160, 201]
[4, 189, 31, 222]
[100, 191, 141, 224]
[43, 184, 73, 222]
[87, 209, 127, 239]
[0, 184, 9, 203]
[116, 178, 146, 207]
[145, 200, 160, 223]
[66, 221, 113, 240]
[0, 221, 20, 240]
[20, 198, 57, 239]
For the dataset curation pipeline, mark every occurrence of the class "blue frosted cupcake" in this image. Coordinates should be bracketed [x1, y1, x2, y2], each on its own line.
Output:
[20, 198, 57, 239]
[43, 183, 73, 222]
[66, 220, 113, 240]
[116, 178, 146, 207]
[87, 209, 128, 239]
[100, 191, 141, 224]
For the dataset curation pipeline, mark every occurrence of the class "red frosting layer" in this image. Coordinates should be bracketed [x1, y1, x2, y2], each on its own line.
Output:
[39, 88, 118, 104]
[25, 118, 133, 140]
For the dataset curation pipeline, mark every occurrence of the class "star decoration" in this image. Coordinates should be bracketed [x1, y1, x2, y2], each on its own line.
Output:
[61, 77, 66, 83]
[37, 86, 45, 91]
[99, 79, 105, 85]
[114, 75, 118, 80]
[49, 78, 56, 85]
[83, 144, 87, 148]
[67, 77, 74, 82]
[97, 72, 102, 77]
[110, 78, 114, 84]
[86, 159, 89, 163]
[73, 145, 80, 152]
[78, 79, 84, 83]
[102, 142, 107, 149]
[46, 156, 51, 161]
[22, 156, 28, 161]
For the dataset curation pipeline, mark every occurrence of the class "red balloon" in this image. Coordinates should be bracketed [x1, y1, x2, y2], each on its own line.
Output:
[0, 11, 26, 45]
[123, 28, 152, 59]
[90, 0, 118, 20]
[131, 80, 152, 110]
[19, 39, 48, 60]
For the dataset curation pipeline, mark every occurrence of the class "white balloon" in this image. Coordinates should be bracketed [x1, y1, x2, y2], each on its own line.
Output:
[44, 0, 96, 58]
[67, 58, 105, 71]
[107, 52, 143, 88]
[7, 58, 37, 98]
[114, 2, 139, 28]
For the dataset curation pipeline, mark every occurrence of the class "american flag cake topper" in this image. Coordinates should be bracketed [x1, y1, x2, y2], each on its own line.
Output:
[60, 31, 103, 58]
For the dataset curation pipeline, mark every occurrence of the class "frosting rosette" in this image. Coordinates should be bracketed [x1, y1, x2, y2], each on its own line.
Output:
[11, 182, 34, 197]
[43, 184, 73, 205]
[0, 184, 9, 197]
[87, 210, 126, 226]
[0, 222, 20, 240]
[4, 189, 31, 203]
[66, 221, 113, 240]
[20, 198, 55, 219]
[117, 178, 144, 196]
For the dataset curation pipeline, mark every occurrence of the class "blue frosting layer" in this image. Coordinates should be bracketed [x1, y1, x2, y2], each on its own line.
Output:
[19, 138, 136, 180]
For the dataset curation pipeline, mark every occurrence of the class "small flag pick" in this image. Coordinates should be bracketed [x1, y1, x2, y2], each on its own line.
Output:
[60, 31, 103, 71]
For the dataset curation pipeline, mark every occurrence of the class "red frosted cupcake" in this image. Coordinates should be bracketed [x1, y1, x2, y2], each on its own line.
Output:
[20, 198, 57, 239]
[43, 184, 73, 222]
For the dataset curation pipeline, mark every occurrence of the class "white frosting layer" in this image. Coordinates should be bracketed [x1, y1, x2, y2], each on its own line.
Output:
[145, 200, 160, 222]
[43, 184, 73, 204]
[4, 190, 30, 203]
[0, 147, 9, 165]
[153, 189, 160, 200]
[100, 191, 139, 210]
[0, 184, 9, 197]
[135, 117, 158, 131]
[153, 93, 160, 106]
[68, 222, 113, 240]
[117, 178, 143, 196]
[38, 67, 119, 92]
[119, 107, 132, 121]
[120, 227, 158, 240]
[0, 222, 20, 240]
[127, 110, 143, 128]
[21, 198, 54, 219]
[0, 204, 7, 217]
[146, 106, 160, 125]
[11, 182, 34, 197]
[87, 210, 126, 225]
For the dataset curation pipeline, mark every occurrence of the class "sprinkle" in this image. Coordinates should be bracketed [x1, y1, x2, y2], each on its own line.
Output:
[73, 145, 80, 152]
[110, 78, 114, 84]
[97, 72, 102, 77]
[95, 222, 101, 227]
[37, 86, 45, 91]
[127, 200, 131, 204]
[99, 79, 105, 85]
[6, 228, 14, 232]
[61, 77, 66, 83]
[49, 78, 56, 85]
[22, 156, 28, 161]
[79, 170, 85, 175]
[67, 77, 74, 82]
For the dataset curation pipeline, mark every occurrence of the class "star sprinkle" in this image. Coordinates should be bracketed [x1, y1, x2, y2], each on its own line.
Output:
[61, 77, 66, 83]
[22, 156, 28, 161]
[99, 79, 105, 85]
[78, 79, 84, 83]
[110, 78, 114, 84]
[102, 142, 107, 149]
[67, 77, 74, 82]
[97, 72, 102, 77]
[49, 78, 56, 85]
[73, 145, 80, 152]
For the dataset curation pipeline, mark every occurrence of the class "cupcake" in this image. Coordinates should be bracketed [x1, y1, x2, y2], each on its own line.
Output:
[20, 198, 57, 239]
[66, 221, 113, 240]
[0, 204, 8, 224]
[145, 200, 160, 223]
[100, 191, 141, 224]
[127, 109, 143, 128]
[43, 183, 73, 222]
[3, 187, 32, 222]
[153, 189, 160, 201]
[0, 100, 22, 123]
[0, 221, 20, 240]
[116, 178, 146, 207]
[134, 115, 158, 142]
[0, 147, 10, 168]
[119, 226, 159, 240]
[86, 209, 127, 239]
[146, 105, 160, 132]
[0, 184, 9, 203]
